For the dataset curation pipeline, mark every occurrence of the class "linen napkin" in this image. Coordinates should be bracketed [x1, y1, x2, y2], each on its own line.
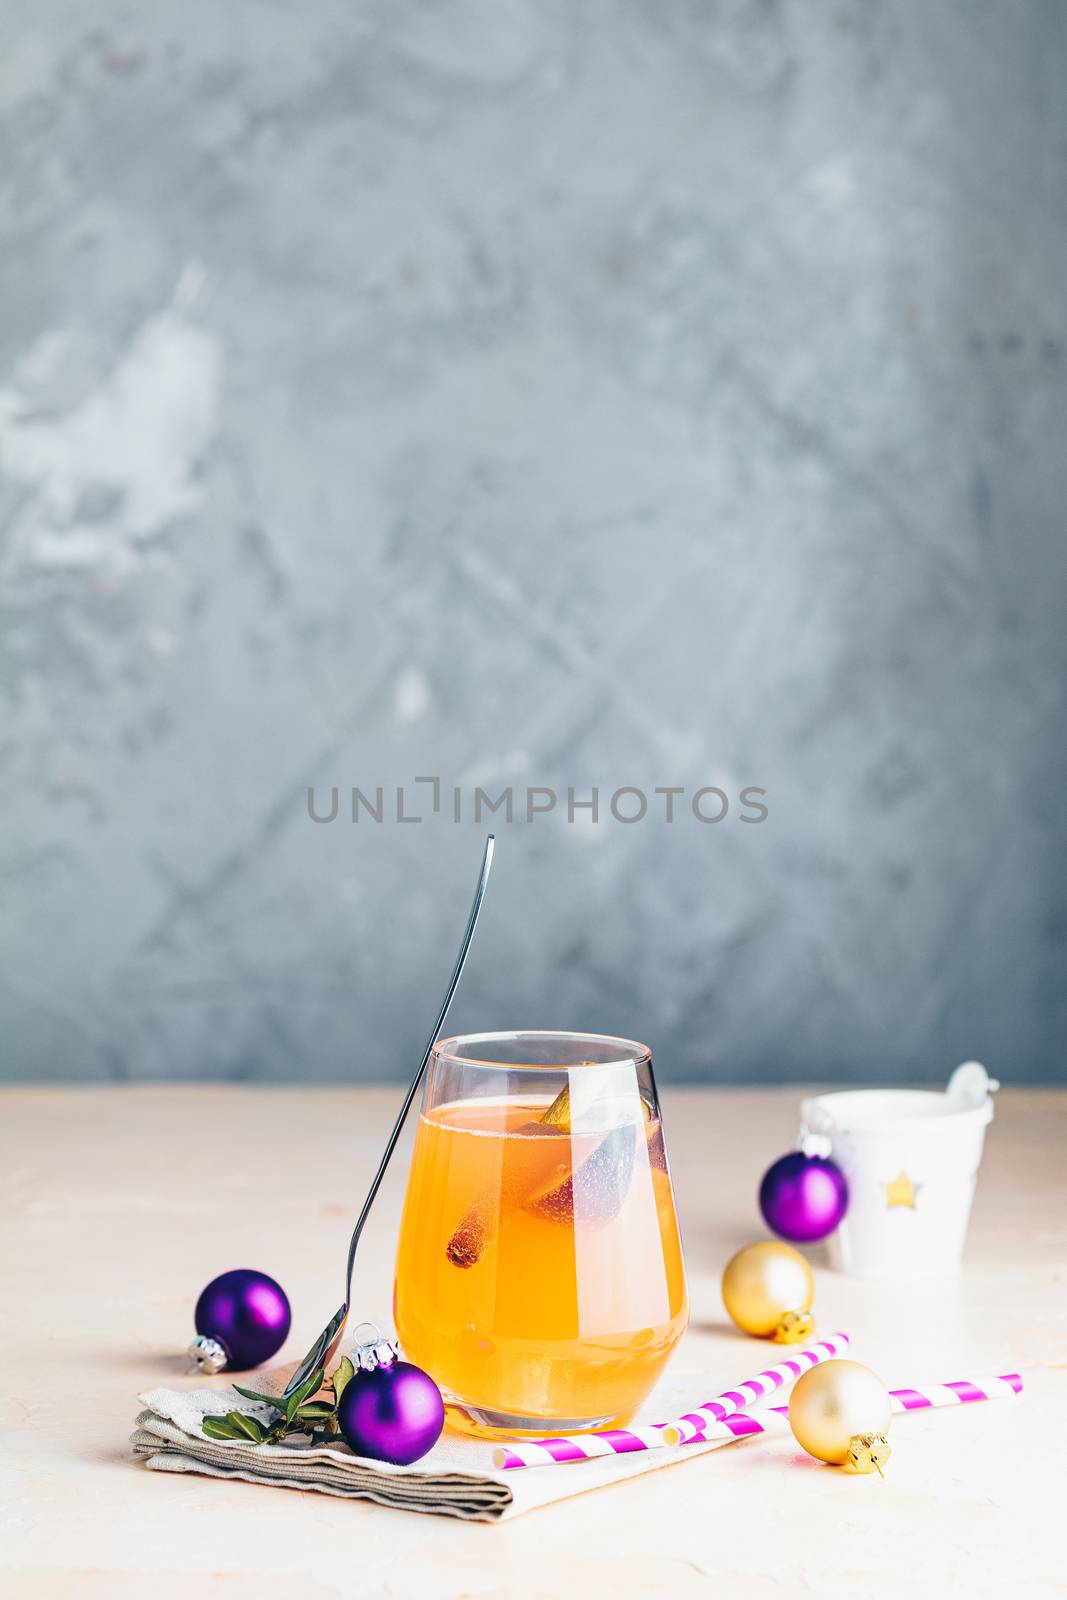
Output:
[132, 1359, 749, 1523]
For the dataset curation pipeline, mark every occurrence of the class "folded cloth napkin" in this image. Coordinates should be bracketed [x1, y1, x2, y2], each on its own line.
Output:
[132, 1360, 746, 1522]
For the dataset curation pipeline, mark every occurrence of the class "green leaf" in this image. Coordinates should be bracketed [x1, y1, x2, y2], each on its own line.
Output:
[203, 1416, 243, 1441]
[225, 1410, 266, 1443]
[295, 1402, 335, 1422]
[285, 1367, 325, 1423]
[232, 1385, 284, 1410]
[331, 1356, 355, 1402]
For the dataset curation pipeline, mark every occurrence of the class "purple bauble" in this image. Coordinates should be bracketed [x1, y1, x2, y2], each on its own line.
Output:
[337, 1359, 444, 1466]
[191, 1269, 291, 1372]
[759, 1151, 848, 1244]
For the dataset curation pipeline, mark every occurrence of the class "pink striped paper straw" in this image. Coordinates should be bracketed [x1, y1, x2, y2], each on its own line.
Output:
[681, 1369, 1023, 1446]
[884, 1372, 1022, 1412]
[491, 1421, 690, 1468]
[493, 1405, 794, 1468]
[665, 1331, 851, 1444]
[492, 1332, 849, 1471]
[493, 1368, 1022, 1471]
[684, 1371, 1025, 1444]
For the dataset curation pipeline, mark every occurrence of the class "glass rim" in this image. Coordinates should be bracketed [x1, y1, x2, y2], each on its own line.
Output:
[431, 1029, 653, 1071]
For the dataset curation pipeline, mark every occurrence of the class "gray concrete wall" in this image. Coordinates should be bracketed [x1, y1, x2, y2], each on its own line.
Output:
[2, 1, 1065, 1085]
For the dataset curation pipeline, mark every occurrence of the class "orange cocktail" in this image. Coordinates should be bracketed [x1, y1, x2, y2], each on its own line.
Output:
[394, 1032, 688, 1438]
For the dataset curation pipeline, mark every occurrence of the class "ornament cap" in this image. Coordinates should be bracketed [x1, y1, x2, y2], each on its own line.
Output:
[847, 1431, 892, 1476]
[774, 1308, 816, 1344]
[349, 1321, 401, 1373]
[188, 1334, 229, 1374]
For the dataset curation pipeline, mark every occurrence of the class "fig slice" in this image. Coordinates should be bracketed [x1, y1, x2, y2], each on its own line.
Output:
[444, 1086, 657, 1265]
[445, 1083, 572, 1268]
[523, 1120, 637, 1228]
[525, 1098, 658, 1225]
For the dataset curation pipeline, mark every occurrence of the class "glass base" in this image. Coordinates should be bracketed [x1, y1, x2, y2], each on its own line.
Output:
[443, 1398, 636, 1442]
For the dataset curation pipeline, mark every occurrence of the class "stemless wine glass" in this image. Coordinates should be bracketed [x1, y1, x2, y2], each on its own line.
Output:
[394, 1031, 688, 1439]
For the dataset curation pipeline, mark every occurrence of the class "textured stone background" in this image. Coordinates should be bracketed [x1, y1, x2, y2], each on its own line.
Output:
[2, 1, 1065, 1085]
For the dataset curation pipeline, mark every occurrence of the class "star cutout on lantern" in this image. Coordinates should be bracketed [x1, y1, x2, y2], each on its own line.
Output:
[885, 1171, 921, 1209]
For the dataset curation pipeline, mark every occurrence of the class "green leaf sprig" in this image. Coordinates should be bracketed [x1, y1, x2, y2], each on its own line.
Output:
[202, 1356, 356, 1447]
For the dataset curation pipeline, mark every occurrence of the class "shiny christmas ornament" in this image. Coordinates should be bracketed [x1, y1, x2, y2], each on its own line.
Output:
[188, 1269, 291, 1374]
[759, 1150, 848, 1244]
[721, 1242, 815, 1342]
[336, 1329, 444, 1466]
[788, 1359, 892, 1468]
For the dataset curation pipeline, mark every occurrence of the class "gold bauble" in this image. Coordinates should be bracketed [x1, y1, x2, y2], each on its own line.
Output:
[788, 1360, 892, 1467]
[721, 1242, 815, 1340]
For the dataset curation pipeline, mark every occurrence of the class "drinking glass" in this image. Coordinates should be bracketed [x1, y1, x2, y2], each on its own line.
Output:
[394, 1031, 688, 1439]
